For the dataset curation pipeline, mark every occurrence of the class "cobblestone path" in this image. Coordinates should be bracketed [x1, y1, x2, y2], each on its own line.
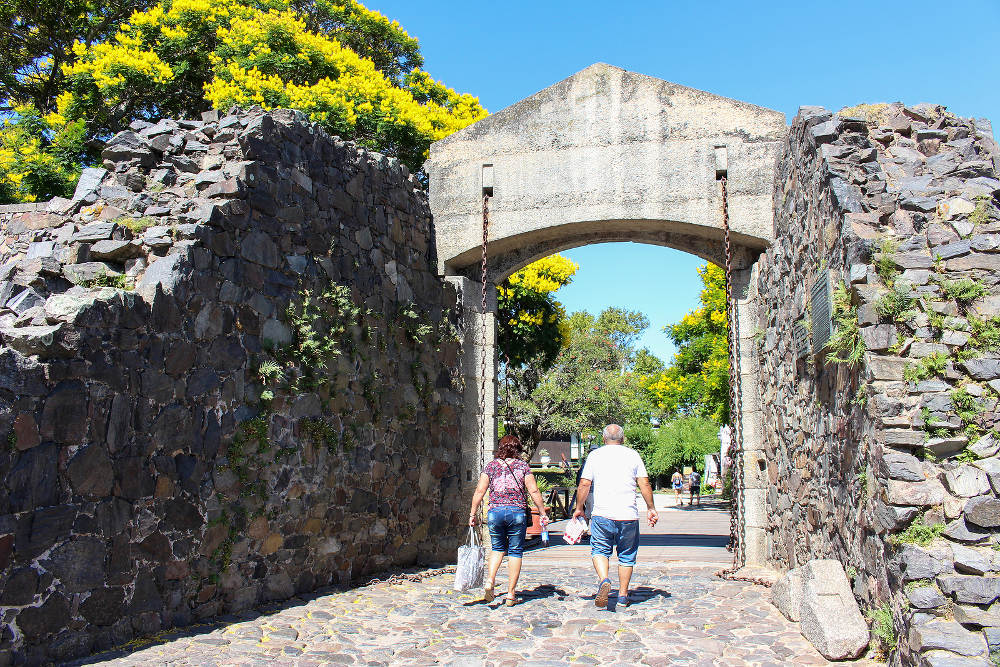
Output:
[77, 562, 858, 666]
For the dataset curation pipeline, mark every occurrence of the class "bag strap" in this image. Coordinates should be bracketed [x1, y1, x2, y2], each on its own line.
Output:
[468, 527, 481, 547]
[500, 458, 531, 511]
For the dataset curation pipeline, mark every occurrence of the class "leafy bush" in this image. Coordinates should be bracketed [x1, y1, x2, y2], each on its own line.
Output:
[641, 416, 719, 478]
[867, 604, 897, 655]
[826, 282, 865, 366]
[940, 278, 987, 307]
[875, 284, 915, 323]
[890, 519, 945, 547]
[903, 352, 948, 383]
[874, 237, 900, 286]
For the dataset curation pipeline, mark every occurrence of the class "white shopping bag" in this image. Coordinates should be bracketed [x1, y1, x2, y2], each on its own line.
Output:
[453, 527, 485, 592]
[563, 517, 588, 545]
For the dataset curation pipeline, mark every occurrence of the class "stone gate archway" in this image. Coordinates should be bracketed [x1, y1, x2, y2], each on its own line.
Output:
[427, 63, 787, 567]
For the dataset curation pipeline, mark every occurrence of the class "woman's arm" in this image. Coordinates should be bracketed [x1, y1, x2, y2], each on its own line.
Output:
[469, 472, 490, 526]
[523, 473, 549, 523]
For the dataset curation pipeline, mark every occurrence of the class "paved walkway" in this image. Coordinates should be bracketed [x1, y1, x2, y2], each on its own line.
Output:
[76, 500, 870, 666]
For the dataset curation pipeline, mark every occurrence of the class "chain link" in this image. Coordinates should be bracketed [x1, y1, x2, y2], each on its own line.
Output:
[479, 194, 491, 476]
[366, 565, 456, 587]
[718, 176, 747, 579]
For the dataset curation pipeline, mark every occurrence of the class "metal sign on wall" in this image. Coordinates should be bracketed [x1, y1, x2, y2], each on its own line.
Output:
[810, 269, 833, 353]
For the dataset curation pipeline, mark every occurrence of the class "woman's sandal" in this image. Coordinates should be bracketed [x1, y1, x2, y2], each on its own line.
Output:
[483, 585, 495, 603]
[504, 596, 519, 607]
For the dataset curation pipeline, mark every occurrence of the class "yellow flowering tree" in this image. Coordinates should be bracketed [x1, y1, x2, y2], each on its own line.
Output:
[497, 254, 578, 370]
[0, 106, 87, 202]
[642, 263, 731, 424]
[58, 0, 487, 171]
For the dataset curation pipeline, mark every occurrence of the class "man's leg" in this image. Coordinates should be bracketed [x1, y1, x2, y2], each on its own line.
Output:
[618, 565, 633, 598]
[616, 520, 640, 600]
[589, 516, 614, 608]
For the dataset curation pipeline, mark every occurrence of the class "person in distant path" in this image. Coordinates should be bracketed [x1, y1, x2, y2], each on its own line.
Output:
[688, 469, 701, 507]
[469, 435, 549, 606]
[572, 424, 658, 609]
[671, 469, 684, 506]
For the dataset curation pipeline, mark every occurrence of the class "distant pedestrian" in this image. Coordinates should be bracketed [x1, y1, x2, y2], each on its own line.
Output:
[689, 469, 701, 507]
[469, 435, 550, 606]
[572, 424, 658, 609]
[671, 470, 684, 506]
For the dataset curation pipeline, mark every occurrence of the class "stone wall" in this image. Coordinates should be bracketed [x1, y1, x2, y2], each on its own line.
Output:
[758, 102, 1000, 664]
[0, 108, 465, 664]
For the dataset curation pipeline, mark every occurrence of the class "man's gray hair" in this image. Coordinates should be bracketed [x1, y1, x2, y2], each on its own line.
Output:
[602, 424, 625, 443]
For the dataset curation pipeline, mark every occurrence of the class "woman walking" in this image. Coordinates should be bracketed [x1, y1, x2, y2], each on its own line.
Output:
[469, 434, 549, 606]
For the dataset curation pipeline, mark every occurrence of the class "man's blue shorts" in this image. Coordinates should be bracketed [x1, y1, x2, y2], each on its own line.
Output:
[487, 506, 528, 558]
[589, 515, 640, 566]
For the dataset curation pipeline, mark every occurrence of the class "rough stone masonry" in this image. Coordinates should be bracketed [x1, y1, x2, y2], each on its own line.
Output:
[0, 108, 466, 664]
[758, 102, 1000, 665]
[1, 83, 1000, 665]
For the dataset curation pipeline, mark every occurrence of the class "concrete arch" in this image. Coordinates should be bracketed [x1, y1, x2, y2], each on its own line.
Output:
[427, 63, 786, 571]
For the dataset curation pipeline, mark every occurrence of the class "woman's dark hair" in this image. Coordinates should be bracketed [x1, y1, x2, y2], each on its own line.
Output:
[495, 435, 522, 460]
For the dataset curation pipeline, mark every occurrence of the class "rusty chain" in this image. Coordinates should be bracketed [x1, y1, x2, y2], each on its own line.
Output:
[718, 176, 749, 582]
[366, 565, 456, 587]
[479, 194, 490, 475]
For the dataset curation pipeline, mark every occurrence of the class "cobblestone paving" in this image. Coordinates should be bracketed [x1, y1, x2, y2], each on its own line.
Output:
[77, 562, 871, 666]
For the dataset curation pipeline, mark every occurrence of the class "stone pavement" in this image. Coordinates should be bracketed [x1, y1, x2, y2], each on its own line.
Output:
[75, 503, 874, 666]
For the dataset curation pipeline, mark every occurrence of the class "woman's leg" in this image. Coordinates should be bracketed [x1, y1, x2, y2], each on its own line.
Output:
[506, 556, 523, 598]
[487, 550, 505, 588]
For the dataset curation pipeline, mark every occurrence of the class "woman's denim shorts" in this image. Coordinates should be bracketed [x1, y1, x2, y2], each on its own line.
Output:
[487, 506, 528, 557]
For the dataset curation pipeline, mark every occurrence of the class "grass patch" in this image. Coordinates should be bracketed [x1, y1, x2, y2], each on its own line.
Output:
[837, 103, 889, 126]
[115, 216, 158, 234]
[75, 271, 130, 290]
[970, 195, 993, 228]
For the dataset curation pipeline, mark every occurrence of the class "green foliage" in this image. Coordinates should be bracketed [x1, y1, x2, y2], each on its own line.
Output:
[955, 448, 979, 464]
[0, 105, 88, 203]
[396, 302, 432, 344]
[969, 195, 993, 228]
[301, 416, 344, 452]
[875, 284, 915, 324]
[641, 416, 720, 478]
[952, 387, 982, 426]
[969, 316, 1000, 353]
[940, 278, 987, 307]
[890, 518, 945, 547]
[74, 270, 129, 290]
[644, 264, 730, 424]
[874, 237, 900, 286]
[0, 0, 154, 112]
[826, 282, 865, 366]
[116, 216, 157, 234]
[498, 255, 577, 371]
[904, 578, 934, 592]
[904, 352, 948, 383]
[867, 604, 897, 655]
[283, 283, 357, 392]
[504, 306, 660, 448]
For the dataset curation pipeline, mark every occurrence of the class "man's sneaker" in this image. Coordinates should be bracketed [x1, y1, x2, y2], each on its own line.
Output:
[617, 593, 631, 608]
[595, 579, 612, 608]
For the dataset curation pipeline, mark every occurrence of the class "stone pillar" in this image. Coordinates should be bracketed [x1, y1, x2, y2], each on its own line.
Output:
[733, 262, 767, 567]
[446, 276, 497, 502]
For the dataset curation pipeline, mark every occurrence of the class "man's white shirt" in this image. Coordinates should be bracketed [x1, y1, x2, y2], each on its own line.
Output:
[580, 444, 648, 520]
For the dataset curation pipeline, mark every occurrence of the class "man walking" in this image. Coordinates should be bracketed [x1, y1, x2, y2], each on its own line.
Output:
[572, 424, 658, 609]
[688, 468, 701, 507]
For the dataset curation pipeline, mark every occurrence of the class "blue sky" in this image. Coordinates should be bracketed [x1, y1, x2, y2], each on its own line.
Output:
[371, 0, 1000, 361]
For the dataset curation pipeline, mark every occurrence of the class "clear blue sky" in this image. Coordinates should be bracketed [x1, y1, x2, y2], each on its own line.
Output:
[370, 0, 1000, 361]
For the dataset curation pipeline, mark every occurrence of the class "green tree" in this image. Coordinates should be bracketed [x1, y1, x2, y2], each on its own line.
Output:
[0, 0, 488, 202]
[497, 254, 577, 370]
[643, 263, 730, 424]
[642, 416, 720, 478]
[0, 0, 154, 112]
[504, 307, 660, 452]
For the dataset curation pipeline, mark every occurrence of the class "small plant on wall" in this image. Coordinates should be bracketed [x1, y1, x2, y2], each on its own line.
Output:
[826, 282, 865, 366]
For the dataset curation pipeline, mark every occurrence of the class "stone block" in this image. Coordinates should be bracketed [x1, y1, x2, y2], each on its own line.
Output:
[798, 559, 869, 660]
[937, 574, 1000, 605]
[770, 566, 803, 621]
[908, 619, 987, 659]
[953, 544, 992, 575]
[887, 478, 948, 506]
[965, 496, 1000, 528]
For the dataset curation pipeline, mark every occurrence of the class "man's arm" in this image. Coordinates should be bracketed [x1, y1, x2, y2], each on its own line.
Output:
[572, 478, 592, 519]
[637, 476, 658, 527]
